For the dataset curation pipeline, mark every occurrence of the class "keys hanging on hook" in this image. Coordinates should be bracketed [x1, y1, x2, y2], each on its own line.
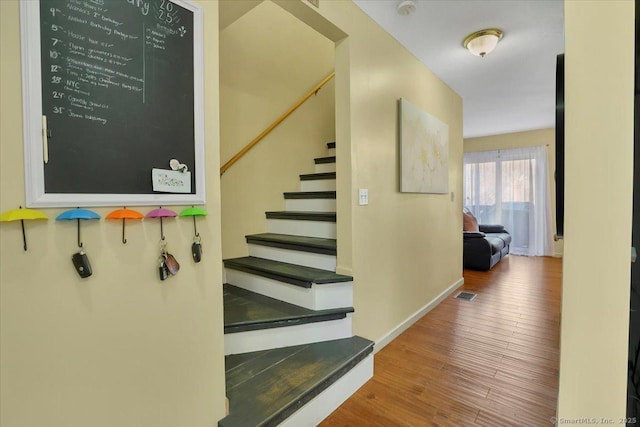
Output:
[158, 253, 169, 281]
[178, 206, 207, 263]
[192, 236, 202, 263]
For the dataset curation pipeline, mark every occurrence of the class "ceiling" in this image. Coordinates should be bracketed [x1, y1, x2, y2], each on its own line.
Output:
[353, 0, 565, 138]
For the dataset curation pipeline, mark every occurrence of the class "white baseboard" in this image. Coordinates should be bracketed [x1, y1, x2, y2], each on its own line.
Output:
[374, 277, 464, 354]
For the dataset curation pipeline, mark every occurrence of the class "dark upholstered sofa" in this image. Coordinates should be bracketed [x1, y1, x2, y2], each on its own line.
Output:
[463, 224, 512, 270]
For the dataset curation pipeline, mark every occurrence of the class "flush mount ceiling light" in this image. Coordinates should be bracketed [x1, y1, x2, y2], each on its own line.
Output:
[463, 29, 503, 58]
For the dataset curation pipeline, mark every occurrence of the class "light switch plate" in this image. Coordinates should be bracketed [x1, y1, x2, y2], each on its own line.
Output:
[359, 189, 368, 205]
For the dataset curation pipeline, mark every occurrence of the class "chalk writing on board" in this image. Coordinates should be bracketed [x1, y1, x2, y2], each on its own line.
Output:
[37, 0, 196, 195]
[43, 0, 191, 128]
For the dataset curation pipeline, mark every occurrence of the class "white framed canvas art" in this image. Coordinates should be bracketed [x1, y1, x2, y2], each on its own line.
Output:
[399, 98, 449, 194]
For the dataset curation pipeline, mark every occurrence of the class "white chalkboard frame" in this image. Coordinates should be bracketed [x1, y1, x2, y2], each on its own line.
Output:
[19, 0, 205, 207]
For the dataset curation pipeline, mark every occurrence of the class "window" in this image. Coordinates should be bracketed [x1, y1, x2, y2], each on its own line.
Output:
[463, 146, 553, 256]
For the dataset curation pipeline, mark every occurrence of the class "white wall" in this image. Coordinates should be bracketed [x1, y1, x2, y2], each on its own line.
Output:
[557, 0, 634, 421]
[0, 2, 226, 426]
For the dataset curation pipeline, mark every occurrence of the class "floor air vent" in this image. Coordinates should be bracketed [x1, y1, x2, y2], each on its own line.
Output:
[454, 291, 477, 301]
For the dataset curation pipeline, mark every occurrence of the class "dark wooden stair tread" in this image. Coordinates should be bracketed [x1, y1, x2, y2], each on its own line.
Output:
[246, 233, 336, 255]
[327, 141, 335, 149]
[223, 284, 353, 333]
[283, 191, 336, 200]
[223, 256, 352, 288]
[265, 211, 336, 222]
[300, 172, 336, 181]
[314, 156, 336, 164]
[219, 336, 373, 427]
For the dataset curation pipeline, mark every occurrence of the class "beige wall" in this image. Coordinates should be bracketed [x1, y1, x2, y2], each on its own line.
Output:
[285, 1, 464, 343]
[465, 128, 563, 256]
[0, 2, 226, 426]
[12, 0, 632, 425]
[219, 0, 335, 259]
[558, 0, 634, 422]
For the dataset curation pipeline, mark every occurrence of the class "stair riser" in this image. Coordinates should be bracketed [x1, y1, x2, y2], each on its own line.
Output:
[327, 147, 336, 156]
[224, 315, 352, 355]
[315, 162, 336, 174]
[224, 269, 353, 310]
[285, 198, 336, 212]
[248, 244, 337, 271]
[279, 354, 373, 427]
[301, 179, 336, 192]
[267, 218, 336, 239]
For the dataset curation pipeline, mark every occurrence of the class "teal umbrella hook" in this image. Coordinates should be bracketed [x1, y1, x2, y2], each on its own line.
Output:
[77, 218, 82, 248]
[56, 208, 101, 249]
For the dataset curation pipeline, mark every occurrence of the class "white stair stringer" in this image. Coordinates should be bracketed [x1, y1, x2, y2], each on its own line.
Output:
[248, 244, 337, 271]
[279, 353, 374, 427]
[285, 198, 336, 212]
[224, 269, 353, 311]
[224, 314, 353, 356]
[301, 179, 336, 192]
[267, 218, 336, 239]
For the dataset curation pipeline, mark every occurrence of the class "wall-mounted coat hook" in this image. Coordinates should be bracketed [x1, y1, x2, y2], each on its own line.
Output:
[106, 208, 144, 244]
[56, 208, 100, 250]
[0, 206, 48, 251]
[179, 206, 207, 239]
[77, 218, 83, 248]
[146, 207, 177, 242]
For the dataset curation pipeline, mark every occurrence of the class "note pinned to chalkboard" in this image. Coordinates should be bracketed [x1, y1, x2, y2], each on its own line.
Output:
[20, 0, 204, 207]
[152, 168, 191, 194]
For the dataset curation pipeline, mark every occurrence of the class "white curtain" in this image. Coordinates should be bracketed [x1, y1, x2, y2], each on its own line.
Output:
[463, 146, 553, 256]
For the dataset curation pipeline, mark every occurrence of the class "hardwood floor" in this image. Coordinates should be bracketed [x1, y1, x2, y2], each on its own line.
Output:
[320, 255, 562, 427]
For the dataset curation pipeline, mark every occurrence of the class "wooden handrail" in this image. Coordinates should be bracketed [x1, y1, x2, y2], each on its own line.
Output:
[220, 72, 335, 176]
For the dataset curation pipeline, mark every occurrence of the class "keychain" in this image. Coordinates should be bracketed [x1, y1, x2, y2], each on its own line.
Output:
[164, 250, 180, 275]
[192, 236, 202, 263]
[158, 253, 169, 281]
[73, 248, 93, 278]
[157, 241, 179, 280]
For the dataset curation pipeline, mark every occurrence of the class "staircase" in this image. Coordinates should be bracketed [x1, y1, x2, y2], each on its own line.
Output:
[220, 142, 374, 427]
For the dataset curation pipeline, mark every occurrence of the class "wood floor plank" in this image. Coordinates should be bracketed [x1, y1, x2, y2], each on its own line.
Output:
[320, 255, 562, 426]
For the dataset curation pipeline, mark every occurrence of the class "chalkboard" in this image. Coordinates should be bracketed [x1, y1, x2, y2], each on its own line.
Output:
[20, 0, 204, 207]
